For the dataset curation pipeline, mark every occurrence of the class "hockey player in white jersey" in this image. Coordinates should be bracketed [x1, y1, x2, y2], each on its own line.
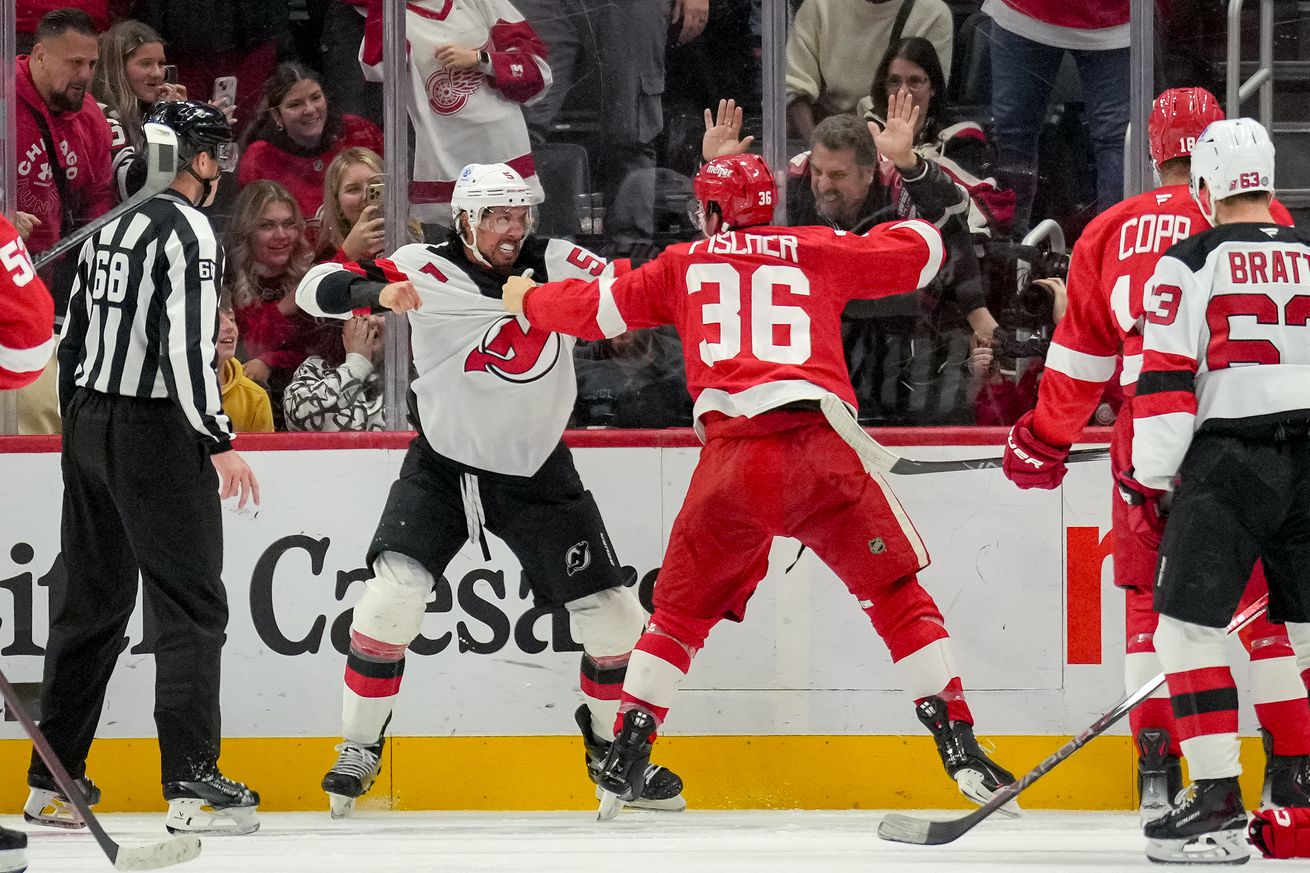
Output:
[1124, 118, 1310, 864]
[297, 163, 684, 818]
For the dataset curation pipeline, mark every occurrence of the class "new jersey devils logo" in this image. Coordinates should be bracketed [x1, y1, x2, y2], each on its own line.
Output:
[426, 66, 482, 115]
[464, 316, 561, 382]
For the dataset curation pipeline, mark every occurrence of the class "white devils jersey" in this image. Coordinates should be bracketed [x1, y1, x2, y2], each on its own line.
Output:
[1133, 222, 1310, 490]
[297, 235, 607, 475]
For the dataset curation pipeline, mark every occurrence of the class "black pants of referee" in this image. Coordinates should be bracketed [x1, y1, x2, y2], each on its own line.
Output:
[30, 390, 228, 787]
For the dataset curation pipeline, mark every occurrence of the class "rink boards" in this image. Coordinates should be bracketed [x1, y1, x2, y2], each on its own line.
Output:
[0, 430, 1277, 812]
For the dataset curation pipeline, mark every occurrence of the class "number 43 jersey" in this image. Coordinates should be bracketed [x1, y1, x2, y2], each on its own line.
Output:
[298, 235, 606, 476]
[1132, 222, 1310, 490]
[521, 221, 944, 438]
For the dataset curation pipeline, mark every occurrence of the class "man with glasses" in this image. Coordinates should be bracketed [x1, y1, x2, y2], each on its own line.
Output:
[297, 162, 685, 818]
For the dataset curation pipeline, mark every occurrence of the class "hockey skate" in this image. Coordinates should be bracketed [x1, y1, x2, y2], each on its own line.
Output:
[576, 705, 685, 813]
[23, 773, 100, 829]
[0, 826, 26, 873]
[1260, 728, 1310, 808]
[1144, 777, 1250, 865]
[1136, 728, 1183, 825]
[916, 697, 1021, 817]
[322, 738, 385, 819]
[163, 771, 260, 835]
[595, 707, 659, 822]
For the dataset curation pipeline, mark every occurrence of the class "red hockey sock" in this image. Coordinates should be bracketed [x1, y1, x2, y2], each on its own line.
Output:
[915, 676, 972, 725]
[614, 627, 696, 737]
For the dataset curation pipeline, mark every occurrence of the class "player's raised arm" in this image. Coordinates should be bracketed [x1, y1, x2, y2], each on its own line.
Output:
[1131, 254, 1205, 490]
[508, 256, 675, 340]
[297, 256, 417, 318]
[835, 219, 945, 302]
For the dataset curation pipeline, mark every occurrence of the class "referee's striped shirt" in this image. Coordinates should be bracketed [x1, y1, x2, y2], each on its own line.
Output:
[57, 189, 234, 452]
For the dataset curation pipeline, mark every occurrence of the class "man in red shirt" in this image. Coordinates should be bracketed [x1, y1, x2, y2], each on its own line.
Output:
[503, 100, 1016, 820]
[1001, 88, 1310, 821]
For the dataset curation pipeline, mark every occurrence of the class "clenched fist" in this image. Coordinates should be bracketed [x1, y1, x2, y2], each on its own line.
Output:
[502, 274, 537, 314]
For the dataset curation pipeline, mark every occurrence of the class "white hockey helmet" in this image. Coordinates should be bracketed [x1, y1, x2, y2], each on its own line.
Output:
[1189, 118, 1275, 226]
[451, 162, 540, 223]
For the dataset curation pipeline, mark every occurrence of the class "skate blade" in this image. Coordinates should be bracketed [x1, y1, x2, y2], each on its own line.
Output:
[165, 799, 260, 836]
[956, 772, 1021, 818]
[328, 793, 356, 820]
[593, 786, 687, 812]
[1145, 829, 1250, 865]
[597, 790, 624, 822]
[23, 806, 84, 830]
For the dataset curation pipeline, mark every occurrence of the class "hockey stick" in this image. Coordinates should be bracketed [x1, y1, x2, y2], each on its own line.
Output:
[877, 593, 1271, 846]
[0, 669, 201, 869]
[818, 393, 1107, 475]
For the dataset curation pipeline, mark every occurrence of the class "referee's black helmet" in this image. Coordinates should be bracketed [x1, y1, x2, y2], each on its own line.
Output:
[146, 100, 235, 169]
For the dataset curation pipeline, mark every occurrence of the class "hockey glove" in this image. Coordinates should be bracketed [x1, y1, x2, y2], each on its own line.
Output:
[1002, 410, 1069, 490]
[1115, 468, 1170, 549]
[1249, 807, 1310, 858]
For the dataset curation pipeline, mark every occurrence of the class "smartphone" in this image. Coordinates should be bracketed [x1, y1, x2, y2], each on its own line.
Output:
[163, 64, 179, 85]
[212, 76, 238, 107]
[366, 181, 385, 209]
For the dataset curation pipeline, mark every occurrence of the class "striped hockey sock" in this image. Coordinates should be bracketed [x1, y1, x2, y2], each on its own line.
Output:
[613, 626, 697, 737]
[342, 631, 406, 745]
[581, 652, 628, 740]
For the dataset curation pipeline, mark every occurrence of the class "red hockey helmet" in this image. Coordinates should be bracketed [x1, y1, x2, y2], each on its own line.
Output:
[692, 153, 776, 231]
[1149, 87, 1225, 166]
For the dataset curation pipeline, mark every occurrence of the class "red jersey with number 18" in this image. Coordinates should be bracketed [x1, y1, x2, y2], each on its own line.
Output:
[522, 221, 944, 436]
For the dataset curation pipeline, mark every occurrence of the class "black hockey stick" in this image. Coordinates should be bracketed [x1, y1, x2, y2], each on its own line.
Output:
[877, 593, 1270, 846]
[818, 394, 1107, 475]
[0, 669, 201, 869]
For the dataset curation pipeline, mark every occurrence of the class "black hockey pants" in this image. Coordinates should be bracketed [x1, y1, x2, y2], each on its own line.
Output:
[30, 390, 229, 787]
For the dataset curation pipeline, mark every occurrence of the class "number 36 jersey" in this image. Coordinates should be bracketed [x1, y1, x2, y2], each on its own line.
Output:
[1132, 222, 1310, 490]
[521, 221, 944, 437]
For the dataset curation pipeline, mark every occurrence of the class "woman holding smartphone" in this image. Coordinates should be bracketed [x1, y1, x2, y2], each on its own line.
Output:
[314, 147, 386, 263]
[92, 19, 188, 201]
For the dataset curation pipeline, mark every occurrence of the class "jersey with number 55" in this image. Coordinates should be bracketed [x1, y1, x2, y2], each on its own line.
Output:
[1132, 222, 1310, 490]
[520, 221, 944, 437]
[0, 215, 54, 389]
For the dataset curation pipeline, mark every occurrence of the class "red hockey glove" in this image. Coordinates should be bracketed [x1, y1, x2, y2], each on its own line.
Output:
[1249, 807, 1310, 858]
[1002, 410, 1069, 490]
[1115, 468, 1170, 549]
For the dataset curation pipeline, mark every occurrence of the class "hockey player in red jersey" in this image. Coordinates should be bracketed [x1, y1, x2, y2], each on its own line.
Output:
[0, 214, 54, 390]
[1000, 87, 1310, 822]
[1129, 116, 1310, 865]
[503, 98, 1016, 820]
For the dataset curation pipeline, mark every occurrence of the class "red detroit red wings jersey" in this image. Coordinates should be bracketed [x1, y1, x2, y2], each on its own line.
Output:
[0, 215, 55, 389]
[1032, 184, 1292, 447]
[522, 221, 944, 435]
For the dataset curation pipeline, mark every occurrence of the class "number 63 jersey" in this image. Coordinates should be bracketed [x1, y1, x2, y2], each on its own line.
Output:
[1132, 222, 1310, 490]
[521, 221, 944, 437]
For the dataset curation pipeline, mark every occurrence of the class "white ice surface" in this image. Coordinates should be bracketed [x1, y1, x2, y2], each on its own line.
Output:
[8, 809, 1188, 872]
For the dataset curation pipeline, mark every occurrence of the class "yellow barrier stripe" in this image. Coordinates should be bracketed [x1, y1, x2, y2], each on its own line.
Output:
[0, 735, 1274, 812]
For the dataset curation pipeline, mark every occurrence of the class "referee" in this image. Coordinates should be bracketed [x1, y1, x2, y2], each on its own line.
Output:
[26, 101, 261, 836]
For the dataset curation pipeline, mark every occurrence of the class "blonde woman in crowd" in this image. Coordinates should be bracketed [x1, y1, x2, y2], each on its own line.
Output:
[226, 180, 341, 427]
[315, 146, 386, 263]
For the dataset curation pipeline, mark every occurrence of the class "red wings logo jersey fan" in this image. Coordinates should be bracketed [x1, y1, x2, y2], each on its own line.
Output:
[520, 221, 944, 436]
[1031, 185, 1293, 448]
[298, 236, 603, 476]
[0, 215, 55, 389]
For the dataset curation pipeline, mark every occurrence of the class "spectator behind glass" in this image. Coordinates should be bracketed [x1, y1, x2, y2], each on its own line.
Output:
[238, 63, 384, 231]
[17, 8, 115, 263]
[91, 20, 186, 203]
[315, 146, 385, 264]
[15, 2, 127, 53]
[359, 0, 548, 226]
[226, 180, 342, 429]
[983, 0, 1130, 233]
[283, 313, 385, 432]
[216, 298, 274, 433]
[785, 0, 954, 141]
[860, 37, 1015, 242]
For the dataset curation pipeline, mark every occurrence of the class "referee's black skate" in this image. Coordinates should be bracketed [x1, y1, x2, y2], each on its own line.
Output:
[595, 707, 659, 821]
[322, 738, 385, 819]
[916, 696, 1021, 817]
[1260, 728, 1310, 808]
[1137, 728, 1184, 825]
[23, 773, 100, 829]
[1144, 777, 1249, 864]
[164, 771, 260, 835]
[575, 705, 685, 813]
[0, 826, 26, 873]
